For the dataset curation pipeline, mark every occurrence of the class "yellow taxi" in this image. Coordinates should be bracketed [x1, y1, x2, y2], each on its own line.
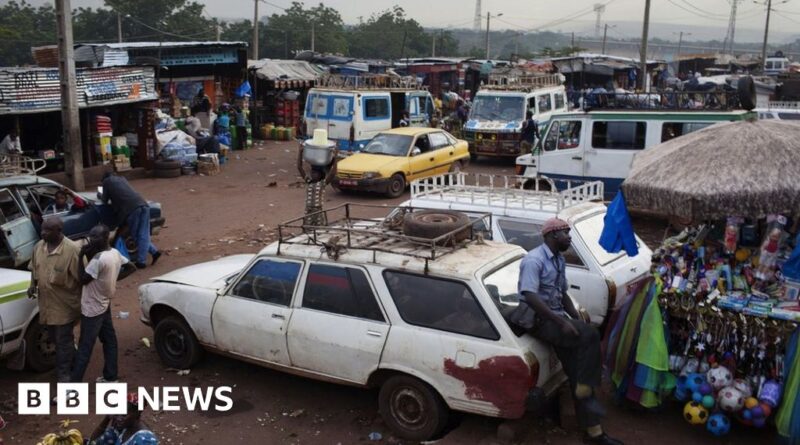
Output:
[334, 127, 470, 198]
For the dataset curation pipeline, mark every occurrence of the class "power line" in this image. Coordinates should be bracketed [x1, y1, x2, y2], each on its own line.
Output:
[664, 0, 730, 21]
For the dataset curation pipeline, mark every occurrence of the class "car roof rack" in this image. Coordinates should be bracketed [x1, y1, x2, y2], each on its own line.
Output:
[276, 203, 492, 265]
[0, 155, 46, 177]
[480, 73, 563, 92]
[315, 74, 428, 91]
[580, 90, 748, 112]
[410, 173, 604, 212]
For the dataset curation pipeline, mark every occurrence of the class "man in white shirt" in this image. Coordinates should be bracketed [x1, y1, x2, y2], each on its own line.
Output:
[0, 128, 22, 155]
[70, 224, 135, 383]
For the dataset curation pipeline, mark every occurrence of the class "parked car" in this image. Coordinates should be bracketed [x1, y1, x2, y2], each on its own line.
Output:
[0, 175, 164, 267]
[139, 204, 570, 440]
[0, 267, 54, 371]
[398, 173, 653, 325]
[334, 127, 470, 198]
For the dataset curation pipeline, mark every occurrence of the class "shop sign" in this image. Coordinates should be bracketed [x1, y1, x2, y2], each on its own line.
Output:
[0, 66, 157, 115]
[159, 50, 238, 66]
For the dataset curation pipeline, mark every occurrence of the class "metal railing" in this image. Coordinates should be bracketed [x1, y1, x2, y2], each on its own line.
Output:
[576, 90, 747, 111]
[482, 73, 563, 92]
[277, 203, 492, 262]
[0, 154, 47, 177]
[411, 173, 604, 212]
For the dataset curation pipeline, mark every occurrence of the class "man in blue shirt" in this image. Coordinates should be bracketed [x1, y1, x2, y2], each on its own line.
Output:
[518, 218, 622, 445]
[518, 111, 540, 154]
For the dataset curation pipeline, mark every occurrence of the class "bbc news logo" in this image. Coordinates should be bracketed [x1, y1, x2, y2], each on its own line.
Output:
[18, 383, 233, 415]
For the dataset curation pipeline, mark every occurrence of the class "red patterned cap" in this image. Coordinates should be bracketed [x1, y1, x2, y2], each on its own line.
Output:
[541, 218, 570, 236]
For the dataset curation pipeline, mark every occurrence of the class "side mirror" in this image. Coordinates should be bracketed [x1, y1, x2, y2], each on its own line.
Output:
[411, 148, 421, 156]
[358, 143, 365, 149]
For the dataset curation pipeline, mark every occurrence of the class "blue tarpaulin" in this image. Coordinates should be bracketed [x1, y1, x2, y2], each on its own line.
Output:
[599, 191, 639, 257]
[783, 233, 800, 281]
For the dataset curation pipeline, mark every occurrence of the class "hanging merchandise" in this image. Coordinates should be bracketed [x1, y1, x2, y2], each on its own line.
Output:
[776, 327, 800, 444]
[235, 80, 252, 98]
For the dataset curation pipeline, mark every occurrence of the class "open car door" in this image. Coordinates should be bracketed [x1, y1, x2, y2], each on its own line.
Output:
[0, 188, 38, 267]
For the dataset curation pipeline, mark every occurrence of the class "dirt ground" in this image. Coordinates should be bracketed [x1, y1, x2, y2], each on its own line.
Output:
[0, 140, 775, 444]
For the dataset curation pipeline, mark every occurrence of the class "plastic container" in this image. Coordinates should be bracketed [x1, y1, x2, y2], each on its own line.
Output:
[302, 129, 335, 166]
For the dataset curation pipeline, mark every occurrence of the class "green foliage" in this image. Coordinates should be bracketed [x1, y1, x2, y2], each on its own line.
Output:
[346, 6, 429, 59]
[0, 0, 56, 66]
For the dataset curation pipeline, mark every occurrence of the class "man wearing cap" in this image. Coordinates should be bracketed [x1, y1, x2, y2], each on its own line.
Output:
[518, 217, 622, 445]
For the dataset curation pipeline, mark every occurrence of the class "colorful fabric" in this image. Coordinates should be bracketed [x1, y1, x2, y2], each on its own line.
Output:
[93, 428, 158, 445]
[777, 327, 800, 444]
[599, 191, 639, 257]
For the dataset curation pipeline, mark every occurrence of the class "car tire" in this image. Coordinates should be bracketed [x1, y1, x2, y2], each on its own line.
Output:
[385, 173, 406, 198]
[379, 375, 449, 441]
[154, 316, 203, 369]
[154, 167, 181, 178]
[24, 318, 55, 372]
[155, 159, 181, 170]
[737, 75, 756, 111]
[402, 210, 471, 244]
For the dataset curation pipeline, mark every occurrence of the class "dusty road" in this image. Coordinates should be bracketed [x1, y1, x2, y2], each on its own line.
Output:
[0, 140, 772, 444]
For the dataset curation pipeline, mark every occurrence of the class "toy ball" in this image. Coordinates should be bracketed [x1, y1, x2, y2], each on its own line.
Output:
[718, 387, 745, 413]
[675, 387, 691, 402]
[699, 382, 713, 396]
[676, 375, 689, 390]
[681, 358, 700, 376]
[701, 395, 715, 410]
[742, 409, 752, 420]
[684, 401, 709, 425]
[735, 248, 751, 262]
[733, 379, 752, 398]
[686, 373, 707, 393]
[693, 392, 704, 403]
[759, 380, 782, 408]
[706, 413, 731, 436]
[760, 403, 772, 418]
[698, 360, 710, 373]
[744, 397, 759, 409]
[707, 366, 733, 391]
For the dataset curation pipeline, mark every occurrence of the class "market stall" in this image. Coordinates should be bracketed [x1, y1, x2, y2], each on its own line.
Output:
[601, 120, 800, 441]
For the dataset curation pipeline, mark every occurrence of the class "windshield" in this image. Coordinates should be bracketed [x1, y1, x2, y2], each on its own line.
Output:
[361, 133, 413, 156]
[470, 95, 525, 122]
[574, 212, 644, 266]
[483, 258, 523, 306]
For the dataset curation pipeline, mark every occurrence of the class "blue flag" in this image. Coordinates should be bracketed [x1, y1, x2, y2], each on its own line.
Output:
[783, 233, 800, 281]
[599, 190, 639, 257]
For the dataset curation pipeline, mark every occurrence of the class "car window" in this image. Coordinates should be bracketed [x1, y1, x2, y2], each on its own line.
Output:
[28, 185, 70, 214]
[537, 94, 552, 113]
[444, 133, 458, 145]
[0, 189, 24, 223]
[231, 259, 301, 306]
[428, 132, 450, 148]
[470, 216, 493, 240]
[661, 122, 713, 142]
[383, 271, 499, 340]
[554, 92, 566, 110]
[364, 98, 390, 119]
[498, 219, 584, 267]
[544, 121, 581, 151]
[308, 94, 329, 117]
[414, 135, 431, 153]
[361, 133, 413, 156]
[302, 264, 384, 322]
[592, 121, 646, 149]
[16, 187, 40, 216]
[483, 258, 523, 305]
[778, 112, 800, 120]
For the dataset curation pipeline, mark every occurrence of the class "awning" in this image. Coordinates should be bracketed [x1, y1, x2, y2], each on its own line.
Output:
[249, 59, 324, 88]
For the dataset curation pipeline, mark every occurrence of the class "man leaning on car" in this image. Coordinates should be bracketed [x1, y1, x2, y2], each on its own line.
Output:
[27, 216, 81, 383]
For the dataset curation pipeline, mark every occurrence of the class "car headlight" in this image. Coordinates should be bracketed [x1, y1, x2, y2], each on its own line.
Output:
[362, 171, 381, 180]
[477, 133, 483, 140]
[491, 134, 497, 140]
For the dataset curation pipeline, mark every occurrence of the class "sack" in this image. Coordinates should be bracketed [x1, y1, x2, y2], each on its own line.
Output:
[508, 300, 536, 330]
[114, 236, 130, 261]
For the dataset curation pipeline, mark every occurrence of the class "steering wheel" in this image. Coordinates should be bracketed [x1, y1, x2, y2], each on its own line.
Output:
[251, 276, 288, 303]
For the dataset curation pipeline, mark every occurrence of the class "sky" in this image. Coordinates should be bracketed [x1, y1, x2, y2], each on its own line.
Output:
[27, 0, 800, 42]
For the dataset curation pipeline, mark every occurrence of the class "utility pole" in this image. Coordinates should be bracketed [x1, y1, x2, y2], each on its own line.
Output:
[571, 31, 575, 54]
[761, 0, 772, 71]
[55, 0, 84, 190]
[311, 22, 315, 52]
[117, 11, 122, 43]
[639, 0, 651, 91]
[485, 12, 491, 59]
[216, 24, 221, 41]
[602, 24, 608, 54]
[432, 32, 436, 57]
[677, 31, 684, 60]
[252, 0, 259, 59]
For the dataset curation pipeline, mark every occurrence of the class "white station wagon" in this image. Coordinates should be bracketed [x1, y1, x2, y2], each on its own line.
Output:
[0, 267, 54, 372]
[138, 205, 569, 440]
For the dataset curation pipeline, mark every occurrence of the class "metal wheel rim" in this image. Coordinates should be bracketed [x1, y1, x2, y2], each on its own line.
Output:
[164, 328, 187, 358]
[390, 387, 427, 429]
[416, 213, 460, 224]
[390, 178, 404, 194]
[36, 328, 55, 359]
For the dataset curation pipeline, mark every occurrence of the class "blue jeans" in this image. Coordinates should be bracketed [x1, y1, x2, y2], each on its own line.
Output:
[47, 322, 76, 383]
[70, 308, 118, 382]
[127, 205, 157, 264]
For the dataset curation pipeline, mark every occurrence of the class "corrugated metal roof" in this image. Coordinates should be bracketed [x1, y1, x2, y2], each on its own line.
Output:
[249, 59, 324, 82]
[0, 66, 158, 115]
[81, 41, 247, 50]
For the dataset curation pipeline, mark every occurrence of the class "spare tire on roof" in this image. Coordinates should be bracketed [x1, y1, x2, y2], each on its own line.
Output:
[402, 210, 471, 245]
[737, 75, 756, 111]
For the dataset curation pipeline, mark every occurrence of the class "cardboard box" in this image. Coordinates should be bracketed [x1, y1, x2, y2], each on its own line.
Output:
[37, 150, 56, 160]
[112, 157, 131, 172]
[197, 160, 219, 176]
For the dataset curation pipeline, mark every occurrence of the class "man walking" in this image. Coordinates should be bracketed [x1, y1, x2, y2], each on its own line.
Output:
[518, 218, 623, 445]
[100, 172, 160, 269]
[518, 111, 540, 154]
[27, 217, 81, 382]
[71, 225, 134, 383]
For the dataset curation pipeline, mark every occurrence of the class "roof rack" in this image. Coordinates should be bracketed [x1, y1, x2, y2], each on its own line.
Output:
[277, 203, 491, 263]
[580, 90, 748, 111]
[411, 173, 604, 212]
[0, 155, 46, 177]
[316, 74, 427, 91]
[481, 73, 563, 92]
[766, 101, 800, 110]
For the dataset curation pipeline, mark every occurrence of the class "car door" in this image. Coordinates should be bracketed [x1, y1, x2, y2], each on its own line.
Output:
[287, 263, 388, 383]
[407, 134, 438, 180]
[0, 188, 38, 267]
[427, 131, 455, 174]
[26, 185, 98, 240]
[361, 95, 391, 142]
[211, 257, 303, 366]
[537, 119, 585, 181]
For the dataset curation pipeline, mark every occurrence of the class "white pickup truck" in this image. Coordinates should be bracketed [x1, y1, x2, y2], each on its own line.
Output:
[399, 173, 653, 324]
[0, 267, 54, 371]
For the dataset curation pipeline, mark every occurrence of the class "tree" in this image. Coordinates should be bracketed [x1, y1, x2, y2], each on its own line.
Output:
[346, 6, 430, 59]
[0, 1, 56, 66]
[260, 2, 347, 59]
[73, 7, 118, 43]
[104, 0, 217, 42]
